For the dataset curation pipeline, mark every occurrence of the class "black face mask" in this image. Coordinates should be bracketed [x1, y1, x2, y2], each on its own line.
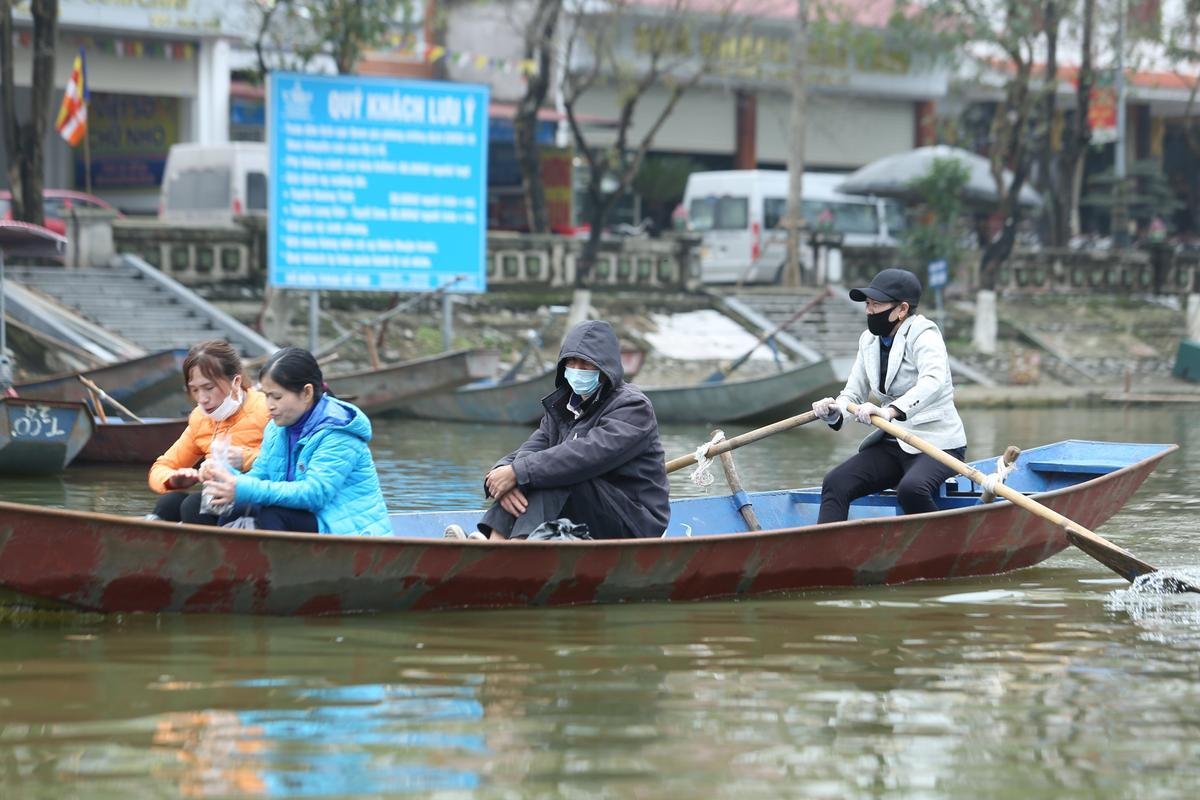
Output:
[867, 307, 897, 337]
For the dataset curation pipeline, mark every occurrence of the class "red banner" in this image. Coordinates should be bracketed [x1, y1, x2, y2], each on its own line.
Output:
[1087, 72, 1118, 144]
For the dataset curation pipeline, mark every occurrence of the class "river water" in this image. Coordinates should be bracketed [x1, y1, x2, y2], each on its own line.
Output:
[2, 407, 1199, 797]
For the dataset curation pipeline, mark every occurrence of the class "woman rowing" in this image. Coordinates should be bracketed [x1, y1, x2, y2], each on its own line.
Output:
[147, 340, 270, 524]
[811, 268, 967, 523]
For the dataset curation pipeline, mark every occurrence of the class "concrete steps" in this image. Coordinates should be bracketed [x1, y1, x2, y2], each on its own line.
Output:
[7, 256, 275, 358]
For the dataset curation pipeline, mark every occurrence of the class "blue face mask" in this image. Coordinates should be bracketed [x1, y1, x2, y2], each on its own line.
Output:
[564, 366, 601, 397]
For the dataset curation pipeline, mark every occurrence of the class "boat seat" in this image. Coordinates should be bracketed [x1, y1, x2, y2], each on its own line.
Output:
[1025, 460, 1120, 476]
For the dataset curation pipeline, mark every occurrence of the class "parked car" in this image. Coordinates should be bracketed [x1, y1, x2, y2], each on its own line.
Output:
[158, 142, 267, 225]
[0, 189, 122, 236]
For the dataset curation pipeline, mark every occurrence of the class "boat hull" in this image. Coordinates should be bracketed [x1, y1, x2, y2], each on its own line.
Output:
[394, 369, 556, 424]
[325, 349, 499, 415]
[0, 444, 1174, 615]
[14, 349, 188, 414]
[0, 398, 95, 474]
[645, 359, 840, 423]
[74, 417, 189, 464]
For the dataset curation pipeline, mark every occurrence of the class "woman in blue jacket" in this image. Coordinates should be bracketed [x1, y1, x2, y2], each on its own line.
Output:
[202, 347, 391, 536]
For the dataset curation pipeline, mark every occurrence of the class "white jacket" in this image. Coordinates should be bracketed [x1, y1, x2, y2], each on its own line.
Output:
[835, 314, 967, 454]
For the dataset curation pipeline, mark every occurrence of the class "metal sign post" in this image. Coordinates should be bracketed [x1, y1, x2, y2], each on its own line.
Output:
[928, 259, 948, 329]
[0, 249, 9, 391]
[309, 290, 320, 353]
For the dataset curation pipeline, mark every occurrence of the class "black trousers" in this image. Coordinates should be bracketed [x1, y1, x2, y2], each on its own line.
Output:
[218, 503, 319, 533]
[478, 479, 637, 540]
[817, 438, 966, 524]
[153, 492, 219, 526]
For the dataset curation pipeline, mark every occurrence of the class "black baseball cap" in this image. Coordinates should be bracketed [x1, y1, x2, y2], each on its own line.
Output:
[849, 268, 922, 305]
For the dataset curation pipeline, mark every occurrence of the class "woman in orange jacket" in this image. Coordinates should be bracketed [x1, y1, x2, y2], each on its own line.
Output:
[148, 340, 270, 524]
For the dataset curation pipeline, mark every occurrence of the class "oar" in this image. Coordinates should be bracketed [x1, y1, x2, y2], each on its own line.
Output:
[844, 402, 1200, 593]
[704, 286, 831, 383]
[665, 410, 819, 473]
[78, 375, 144, 423]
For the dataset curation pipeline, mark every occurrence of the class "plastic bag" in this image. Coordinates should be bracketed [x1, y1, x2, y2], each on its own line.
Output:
[199, 435, 235, 517]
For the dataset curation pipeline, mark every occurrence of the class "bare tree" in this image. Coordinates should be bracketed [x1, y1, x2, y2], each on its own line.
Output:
[513, 0, 563, 233]
[0, 0, 57, 226]
[250, 0, 417, 77]
[560, 0, 745, 293]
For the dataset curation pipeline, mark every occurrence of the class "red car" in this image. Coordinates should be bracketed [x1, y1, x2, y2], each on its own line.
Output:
[0, 189, 122, 235]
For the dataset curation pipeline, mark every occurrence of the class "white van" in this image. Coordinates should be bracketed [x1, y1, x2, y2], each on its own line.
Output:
[158, 142, 268, 225]
[681, 169, 903, 284]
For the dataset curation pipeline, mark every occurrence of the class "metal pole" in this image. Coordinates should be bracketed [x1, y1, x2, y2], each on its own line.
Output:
[1113, 0, 1128, 247]
[0, 250, 9, 392]
[784, 0, 809, 287]
[442, 292, 454, 352]
[308, 290, 319, 353]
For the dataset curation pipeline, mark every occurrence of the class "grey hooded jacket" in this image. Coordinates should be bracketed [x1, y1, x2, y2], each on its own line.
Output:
[491, 320, 670, 538]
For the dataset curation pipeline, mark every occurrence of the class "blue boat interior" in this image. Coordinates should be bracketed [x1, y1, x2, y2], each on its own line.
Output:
[386, 440, 1175, 540]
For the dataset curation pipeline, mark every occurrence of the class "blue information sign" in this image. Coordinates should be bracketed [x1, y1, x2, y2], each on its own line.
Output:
[927, 259, 948, 290]
[268, 73, 489, 293]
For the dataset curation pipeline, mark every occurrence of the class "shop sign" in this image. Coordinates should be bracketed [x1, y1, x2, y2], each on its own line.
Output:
[269, 73, 490, 293]
[76, 93, 178, 189]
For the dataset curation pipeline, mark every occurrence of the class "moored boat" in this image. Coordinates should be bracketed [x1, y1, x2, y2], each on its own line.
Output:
[14, 348, 188, 413]
[74, 417, 189, 464]
[325, 349, 500, 415]
[394, 358, 840, 426]
[0, 398, 95, 474]
[394, 368, 557, 424]
[0, 440, 1176, 615]
[644, 359, 840, 423]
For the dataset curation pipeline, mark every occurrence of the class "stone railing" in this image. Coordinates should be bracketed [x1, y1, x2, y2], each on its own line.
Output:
[995, 248, 1199, 295]
[836, 245, 1200, 297]
[486, 232, 701, 290]
[112, 216, 265, 285]
[112, 217, 701, 291]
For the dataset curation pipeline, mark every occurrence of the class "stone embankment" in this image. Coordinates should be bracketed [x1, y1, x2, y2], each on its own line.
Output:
[209, 288, 1200, 407]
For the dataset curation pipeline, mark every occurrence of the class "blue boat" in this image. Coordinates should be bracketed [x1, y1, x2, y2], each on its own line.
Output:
[0, 398, 95, 474]
[0, 439, 1177, 614]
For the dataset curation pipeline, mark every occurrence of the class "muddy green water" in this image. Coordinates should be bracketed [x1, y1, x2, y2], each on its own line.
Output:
[2, 408, 1199, 798]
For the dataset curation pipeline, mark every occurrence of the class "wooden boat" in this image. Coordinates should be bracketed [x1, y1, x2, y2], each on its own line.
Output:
[395, 368, 557, 424]
[14, 348, 188, 412]
[0, 397, 94, 474]
[645, 359, 840, 424]
[325, 349, 500, 415]
[394, 358, 840, 425]
[0, 440, 1175, 615]
[74, 417, 189, 464]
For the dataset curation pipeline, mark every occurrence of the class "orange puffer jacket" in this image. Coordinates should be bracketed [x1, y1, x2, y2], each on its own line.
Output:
[148, 389, 271, 493]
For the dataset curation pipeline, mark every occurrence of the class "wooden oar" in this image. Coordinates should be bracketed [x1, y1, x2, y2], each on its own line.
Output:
[845, 402, 1199, 593]
[666, 410, 819, 473]
[78, 375, 144, 423]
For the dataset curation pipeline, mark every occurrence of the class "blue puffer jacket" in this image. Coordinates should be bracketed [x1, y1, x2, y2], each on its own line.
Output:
[234, 394, 391, 536]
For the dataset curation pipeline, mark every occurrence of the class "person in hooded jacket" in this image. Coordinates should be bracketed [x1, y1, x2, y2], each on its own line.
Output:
[200, 347, 391, 536]
[810, 268, 967, 524]
[462, 320, 670, 541]
[147, 339, 271, 525]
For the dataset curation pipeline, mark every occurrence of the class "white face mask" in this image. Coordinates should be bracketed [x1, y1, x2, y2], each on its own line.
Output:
[202, 378, 244, 422]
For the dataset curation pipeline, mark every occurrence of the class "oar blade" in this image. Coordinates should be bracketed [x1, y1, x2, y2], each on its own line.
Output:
[1065, 529, 1200, 593]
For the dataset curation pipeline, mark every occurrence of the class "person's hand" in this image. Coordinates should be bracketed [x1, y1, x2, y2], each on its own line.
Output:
[853, 402, 895, 425]
[812, 397, 841, 423]
[198, 459, 220, 482]
[225, 445, 245, 471]
[166, 468, 200, 489]
[485, 465, 518, 498]
[499, 487, 528, 517]
[203, 467, 237, 508]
